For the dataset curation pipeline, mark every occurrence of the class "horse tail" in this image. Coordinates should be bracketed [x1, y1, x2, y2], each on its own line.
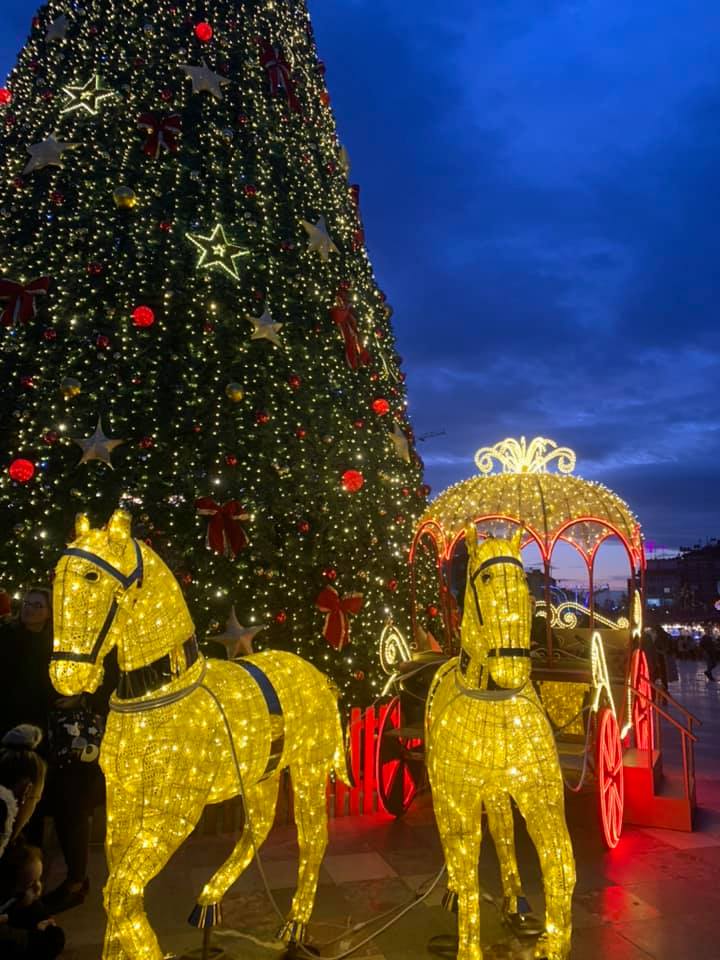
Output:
[326, 678, 352, 786]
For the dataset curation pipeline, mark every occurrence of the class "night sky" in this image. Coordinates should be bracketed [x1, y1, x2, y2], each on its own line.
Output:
[2, 1, 719, 579]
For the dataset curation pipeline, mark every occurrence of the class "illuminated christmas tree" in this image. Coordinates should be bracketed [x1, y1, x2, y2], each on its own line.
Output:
[0, 1, 428, 698]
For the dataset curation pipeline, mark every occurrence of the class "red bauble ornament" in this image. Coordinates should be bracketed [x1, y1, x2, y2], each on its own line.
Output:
[160, 88, 173, 102]
[353, 419, 365, 430]
[87, 262, 103, 276]
[295, 427, 307, 439]
[225, 454, 238, 467]
[297, 520, 310, 534]
[354, 670, 365, 682]
[0, 89, 12, 106]
[42, 328, 57, 341]
[341, 469, 364, 493]
[8, 459, 34, 483]
[192, 423, 202, 433]
[132, 305, 155, 328]
[394, 514, 406, 524]
[43, 430, 59, 445]
[274, 610, 287, 624]
[386, 578, 399, 592]
[180, 571, 193, 586]
[255, 410, 270, 425]
[426, 604, 440, 618]
[194, 21, 213, 42]
[417, 483, 431, 497]
[159, 220, 173, 232]
[12, 177, 24, 190]
[237, 113, 248, 125]
[323, 568, 337, 581]
[203, 322, 215, 334]
[139, 436, 154, 449]
[401, 486, 410, 497]
[243, 184, 257, 197]
[369, 371, 379, 382]
[371, 398, 390, 416]
[96, 334, 111, 350]
[50, 191, 64, 206]
[320, 90, 330, 106]
[287, 374, 301, 390]
[19, 375, 34, 389]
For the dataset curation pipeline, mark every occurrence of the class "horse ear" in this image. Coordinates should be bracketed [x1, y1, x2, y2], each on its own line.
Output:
[510, 528, 523, 555]
[464, 522, 478, 561]
[75, 513, 91, 539]
[107, 509, 132, 544]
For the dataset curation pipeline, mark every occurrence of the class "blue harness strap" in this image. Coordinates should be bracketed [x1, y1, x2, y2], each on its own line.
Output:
[233, 659, 285, 780]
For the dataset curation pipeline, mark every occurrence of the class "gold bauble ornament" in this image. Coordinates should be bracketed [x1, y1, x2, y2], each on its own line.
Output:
[113, 186, 137, 209]
[225, 382, 244, 402]
[60, 377, 81, 399]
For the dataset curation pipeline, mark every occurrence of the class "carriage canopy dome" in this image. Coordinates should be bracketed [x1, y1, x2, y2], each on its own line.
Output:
[417, 437, 643, 567]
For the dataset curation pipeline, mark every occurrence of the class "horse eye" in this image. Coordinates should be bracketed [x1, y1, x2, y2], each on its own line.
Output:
[481, 573, 492, 584]
[84, 571, 99, 582]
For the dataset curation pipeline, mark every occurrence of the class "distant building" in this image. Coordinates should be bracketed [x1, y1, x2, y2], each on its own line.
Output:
[645, 542, 720, 620]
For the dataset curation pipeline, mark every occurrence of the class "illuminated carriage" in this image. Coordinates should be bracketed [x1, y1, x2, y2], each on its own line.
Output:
[378, 437, 656, 848]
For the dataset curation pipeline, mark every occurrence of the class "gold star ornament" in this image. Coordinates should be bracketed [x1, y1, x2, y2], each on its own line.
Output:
[72, 417, 125, 467]
[61, 75, 113, 116]
[187, 224, 249, 281]
[301, 215, 338, 261]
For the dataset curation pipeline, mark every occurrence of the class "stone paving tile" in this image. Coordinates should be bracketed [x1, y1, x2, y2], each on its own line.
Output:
[324, 851, 399, 884]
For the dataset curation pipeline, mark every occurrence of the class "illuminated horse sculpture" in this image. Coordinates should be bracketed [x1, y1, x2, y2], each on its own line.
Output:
[50, 511, 348, 960]
[426, 529, 575, 960]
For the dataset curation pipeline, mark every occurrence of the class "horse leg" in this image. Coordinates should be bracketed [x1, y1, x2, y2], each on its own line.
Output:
[485, 794, 523, 910]
[434, 783, 484, 960]
[191, 777, 279, 925]
[103, 810, 198, 960]
[277, 764, 330, 945]
[513, 790, 575, 960]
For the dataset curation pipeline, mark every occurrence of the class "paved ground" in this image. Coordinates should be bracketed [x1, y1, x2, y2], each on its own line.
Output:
[54, 659, 720, 959]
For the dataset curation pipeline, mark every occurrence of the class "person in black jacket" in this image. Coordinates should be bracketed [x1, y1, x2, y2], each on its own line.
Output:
[0, 588, 117, 914]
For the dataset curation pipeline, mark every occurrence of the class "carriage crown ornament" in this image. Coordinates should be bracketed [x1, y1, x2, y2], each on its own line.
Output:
[474, 436, 576, 476]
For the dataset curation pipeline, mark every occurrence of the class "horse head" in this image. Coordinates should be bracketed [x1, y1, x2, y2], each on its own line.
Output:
[462, 525, 532, 689]
[50, 510, 193, 695]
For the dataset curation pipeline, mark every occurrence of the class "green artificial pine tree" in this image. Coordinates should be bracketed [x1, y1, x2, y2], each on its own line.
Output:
[0, 0, 429, 701]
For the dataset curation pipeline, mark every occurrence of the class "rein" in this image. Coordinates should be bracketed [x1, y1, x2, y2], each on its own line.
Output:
[50, 540, 144, 666]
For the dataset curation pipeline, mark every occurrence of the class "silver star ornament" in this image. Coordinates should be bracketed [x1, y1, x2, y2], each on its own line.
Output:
[249, 309, 283, 347]
[301, 215, 338, 261]
[46, 14, 69, 42]
[72, 417, 125, 467]
[389, 423, 411, 462]
[23, 136, 77, 175]
[209, 607, 267, 658]
[180, 60, 230, 101]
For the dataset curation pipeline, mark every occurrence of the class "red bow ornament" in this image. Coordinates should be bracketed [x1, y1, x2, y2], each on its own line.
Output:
[315, 586, 364, 651]
[137, 112, 182, 159]
[0, 276, 50, 328]
[195, 498, 249, 557]
[329, 289, 370, 370]
[259, 39, 301, 113]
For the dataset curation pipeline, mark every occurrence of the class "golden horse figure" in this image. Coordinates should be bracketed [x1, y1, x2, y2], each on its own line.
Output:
[426, 529, 575, 960]
[49, 510, 349, 960]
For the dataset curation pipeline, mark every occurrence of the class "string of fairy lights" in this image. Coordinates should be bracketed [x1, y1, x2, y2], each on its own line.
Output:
[0, 0, 429, 697]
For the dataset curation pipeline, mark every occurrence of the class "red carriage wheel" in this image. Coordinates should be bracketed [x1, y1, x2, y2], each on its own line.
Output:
[630, 649, 654, 751]
[597, 707, 624, 848]
[375, 696, 424, 817]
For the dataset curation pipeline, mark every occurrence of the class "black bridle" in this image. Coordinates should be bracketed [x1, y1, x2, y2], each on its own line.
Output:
[50, 539, 144, 665]
[467, 553, 531, 662]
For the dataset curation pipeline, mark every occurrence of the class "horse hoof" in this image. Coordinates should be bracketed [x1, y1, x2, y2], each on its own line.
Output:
[441, 890, 459, 914]
[501, 895, 544, 938]
[188, 902, 223, 928]
[276, 919, 308, 945]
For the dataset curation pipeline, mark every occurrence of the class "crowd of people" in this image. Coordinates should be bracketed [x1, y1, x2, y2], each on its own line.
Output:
[0, 587, 116, 959]
[643, 622, 720, 685]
